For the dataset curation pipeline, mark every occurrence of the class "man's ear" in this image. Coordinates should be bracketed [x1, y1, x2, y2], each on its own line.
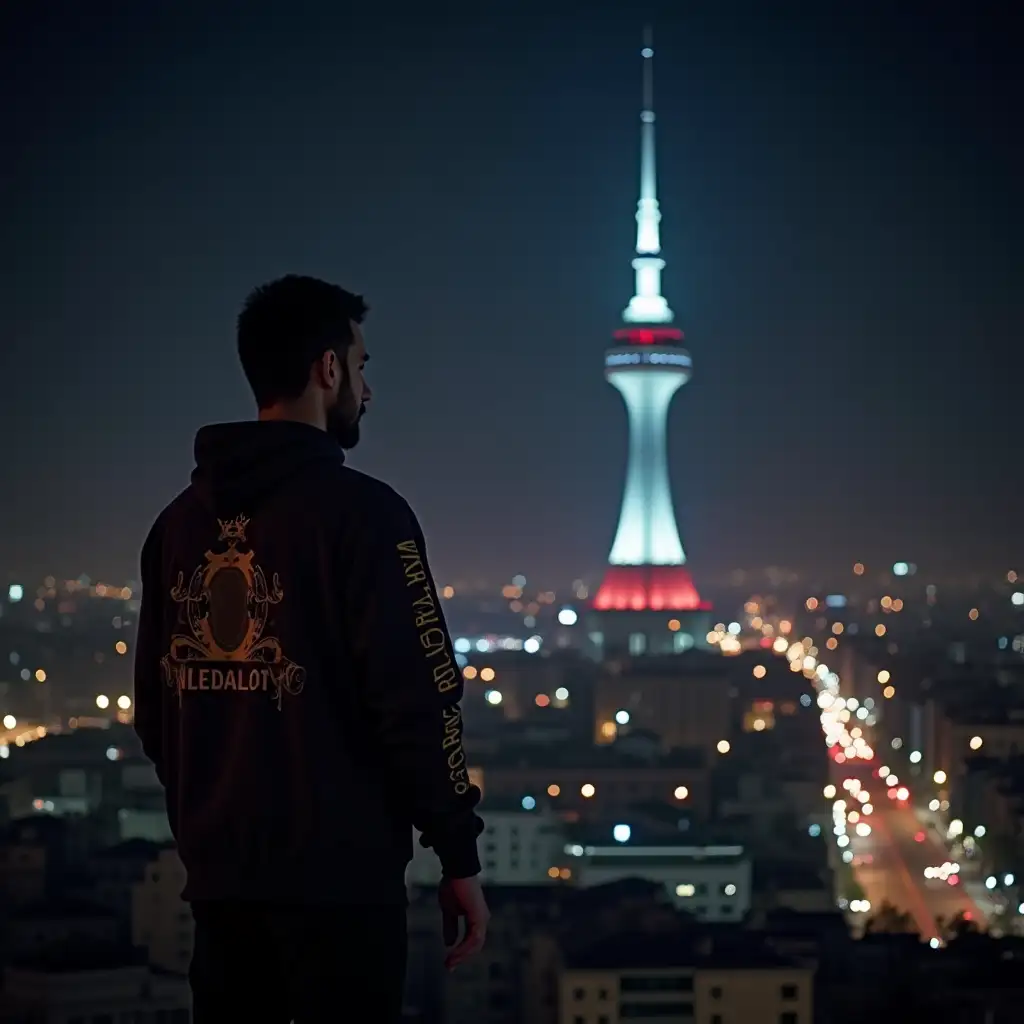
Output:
[314, 349, 336, 389]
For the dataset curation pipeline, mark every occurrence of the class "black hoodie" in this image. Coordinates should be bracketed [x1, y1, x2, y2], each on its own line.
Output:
[133, 421, 483, 905]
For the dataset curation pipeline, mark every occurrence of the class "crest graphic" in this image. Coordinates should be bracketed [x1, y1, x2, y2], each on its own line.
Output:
[160, 515, 305, 709]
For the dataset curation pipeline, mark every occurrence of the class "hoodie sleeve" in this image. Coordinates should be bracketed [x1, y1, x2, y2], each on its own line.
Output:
[343, 491, 483, 879]
[133, 520, 166, 783]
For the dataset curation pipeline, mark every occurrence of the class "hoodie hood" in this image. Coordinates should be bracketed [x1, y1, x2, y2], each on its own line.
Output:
[191, 421, 344, 515]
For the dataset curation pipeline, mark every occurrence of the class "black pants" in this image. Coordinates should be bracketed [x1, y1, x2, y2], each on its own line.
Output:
[190, 901, 407, 1023]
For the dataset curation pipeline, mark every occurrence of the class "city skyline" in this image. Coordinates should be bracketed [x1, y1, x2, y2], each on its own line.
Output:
[2, 4, 1020, 586]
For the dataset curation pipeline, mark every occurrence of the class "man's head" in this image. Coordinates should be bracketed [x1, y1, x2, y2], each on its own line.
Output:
[237, 275, 371, 448]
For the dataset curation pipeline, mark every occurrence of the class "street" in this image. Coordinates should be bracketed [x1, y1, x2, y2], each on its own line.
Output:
[839, 760, 986, 940]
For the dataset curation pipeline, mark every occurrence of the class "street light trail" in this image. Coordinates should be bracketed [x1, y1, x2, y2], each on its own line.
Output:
[867, 807, 941, 939]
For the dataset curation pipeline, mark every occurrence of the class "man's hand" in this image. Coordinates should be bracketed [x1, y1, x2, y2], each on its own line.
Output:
[439, 875, 489, 970]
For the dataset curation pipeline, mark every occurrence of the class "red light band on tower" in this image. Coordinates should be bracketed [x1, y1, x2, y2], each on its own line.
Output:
[613, 328, 684, 345]
[592, 565, 708, 612]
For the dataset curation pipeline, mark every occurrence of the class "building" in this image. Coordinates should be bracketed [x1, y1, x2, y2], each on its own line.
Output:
[559, 932, 813, 1024]
[458, 649, 598, 735]
[0, 949, 190, 1023]
[0, 830, 47, 907]
[407, 883, 579, 1024]
[407, 800, 566, 886]
[593, 656, 732, 755]
[473, 745, 711, 822]
[88, 838, 164, 936]
[570, 842, 752, 923]
[0, 725, 170, 845]
[4, 899, 120, 961]
[588, 33, 713, 659]
[131, 846, 192, 975]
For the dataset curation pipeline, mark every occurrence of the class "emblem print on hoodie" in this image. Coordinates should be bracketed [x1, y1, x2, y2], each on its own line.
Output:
[159, 515, 305, 709]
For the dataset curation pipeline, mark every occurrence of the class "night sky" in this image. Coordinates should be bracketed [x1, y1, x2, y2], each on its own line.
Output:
[2, 2, 1020, 587]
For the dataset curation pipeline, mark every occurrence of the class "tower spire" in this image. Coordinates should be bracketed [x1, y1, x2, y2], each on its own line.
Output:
[623, 26, 674, 325]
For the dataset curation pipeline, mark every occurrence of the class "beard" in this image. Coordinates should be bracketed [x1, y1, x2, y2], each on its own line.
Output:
[327, 401, 366, 450]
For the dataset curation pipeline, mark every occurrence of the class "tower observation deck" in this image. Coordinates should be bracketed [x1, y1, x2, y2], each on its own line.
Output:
[591, 31, 712, 649]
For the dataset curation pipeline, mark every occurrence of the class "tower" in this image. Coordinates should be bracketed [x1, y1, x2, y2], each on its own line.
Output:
[591, 30, 711, 655]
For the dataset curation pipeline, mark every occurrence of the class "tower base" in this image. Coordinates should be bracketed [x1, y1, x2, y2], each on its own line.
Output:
[592, 564, 707, 612]
[587, 564, 714, 659]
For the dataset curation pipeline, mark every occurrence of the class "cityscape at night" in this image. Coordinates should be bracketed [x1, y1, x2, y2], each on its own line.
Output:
[1, 3, 1021, 1022]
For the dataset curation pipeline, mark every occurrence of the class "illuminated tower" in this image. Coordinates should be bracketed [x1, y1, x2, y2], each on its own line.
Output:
[592, 31, 711, 654]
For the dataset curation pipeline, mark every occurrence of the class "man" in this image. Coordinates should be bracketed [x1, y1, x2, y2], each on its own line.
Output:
[133, 275, 488, 1022]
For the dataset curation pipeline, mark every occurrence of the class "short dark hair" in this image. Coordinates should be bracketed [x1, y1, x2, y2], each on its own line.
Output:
[237, 275, 368, 408]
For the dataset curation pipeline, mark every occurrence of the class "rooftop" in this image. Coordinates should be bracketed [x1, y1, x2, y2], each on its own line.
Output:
[473, 743, 706, 772]
[566, 931, 798, 971]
